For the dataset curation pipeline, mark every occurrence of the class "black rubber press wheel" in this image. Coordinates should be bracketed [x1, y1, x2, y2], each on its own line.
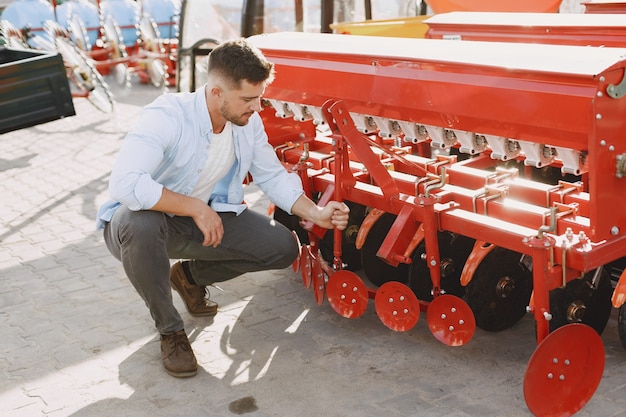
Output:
[464, 247, 533, 332]
[549, 268, 612, 335]
[408, 232, 474, 301]
[360, 213, 410, 287]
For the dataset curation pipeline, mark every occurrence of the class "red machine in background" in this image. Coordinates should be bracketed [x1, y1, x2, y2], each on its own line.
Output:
[426, 0, 563, 12]
[249, 31, 626, 416]
[424, 11, 626, 46]
[583, 0, 626, 13]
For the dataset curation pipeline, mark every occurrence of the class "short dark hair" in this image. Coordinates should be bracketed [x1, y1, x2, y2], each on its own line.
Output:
[207, 39, 275, 88]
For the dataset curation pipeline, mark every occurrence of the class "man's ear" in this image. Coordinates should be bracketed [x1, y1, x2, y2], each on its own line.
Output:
[210, 86, 222, 98]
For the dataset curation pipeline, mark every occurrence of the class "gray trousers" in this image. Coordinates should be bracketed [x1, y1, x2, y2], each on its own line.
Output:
[103, 205, 298, 334]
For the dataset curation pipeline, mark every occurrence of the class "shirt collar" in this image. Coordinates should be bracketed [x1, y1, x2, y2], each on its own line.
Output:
[196, 85, 213, 136]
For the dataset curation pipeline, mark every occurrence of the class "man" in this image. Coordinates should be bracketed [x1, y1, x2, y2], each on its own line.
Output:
[96, 39, 350, 378]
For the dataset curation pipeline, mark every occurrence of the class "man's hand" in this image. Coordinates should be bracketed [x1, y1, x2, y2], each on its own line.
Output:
[150, 188, 224, 247]
[317, 201, 350, 230]
[291, 194, 350, 230]
[192, 204, 224, 247]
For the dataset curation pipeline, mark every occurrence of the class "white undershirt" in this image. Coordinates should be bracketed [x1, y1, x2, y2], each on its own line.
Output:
[190, 121, 235, 203]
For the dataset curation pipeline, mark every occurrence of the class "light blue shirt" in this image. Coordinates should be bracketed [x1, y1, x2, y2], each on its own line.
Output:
[96, 86, 304, 230]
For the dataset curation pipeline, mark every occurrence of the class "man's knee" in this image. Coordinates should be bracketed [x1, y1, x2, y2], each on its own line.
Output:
[271, 228, 299, 269]
[117, 208, 167, 243]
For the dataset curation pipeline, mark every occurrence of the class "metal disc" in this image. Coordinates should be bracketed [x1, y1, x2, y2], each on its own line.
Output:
[427, 294, 476, 346]
[408, 232, 475, 301]
[549, 268, 613, 335]
[291, 231, 301, 273]
[524, 323, 604, 417]
[463, 247, 532, 331]
[327, 270, 369, 318]
[374, 281, 420, 332]
[361, 213, 410, 287]
[312, 254, 325, 306]
[300, 245, 312, 288]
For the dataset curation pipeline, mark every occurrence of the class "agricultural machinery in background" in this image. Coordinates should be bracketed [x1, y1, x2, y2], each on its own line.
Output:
[0, 0, 181, 112]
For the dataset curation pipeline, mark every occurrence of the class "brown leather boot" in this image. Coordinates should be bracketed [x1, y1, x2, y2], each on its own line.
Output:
[170, 261, 218, 316]
[160, 330, 198, 377]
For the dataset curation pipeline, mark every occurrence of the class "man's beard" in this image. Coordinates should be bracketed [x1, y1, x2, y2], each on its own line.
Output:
[221, 103, 254, 127]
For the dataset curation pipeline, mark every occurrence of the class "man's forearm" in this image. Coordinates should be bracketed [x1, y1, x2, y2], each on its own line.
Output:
[150, 188, 207, 218]
[290, 194, 324, 224]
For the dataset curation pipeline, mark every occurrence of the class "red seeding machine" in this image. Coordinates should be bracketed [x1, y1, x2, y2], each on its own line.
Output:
[248, 31, 626, 416]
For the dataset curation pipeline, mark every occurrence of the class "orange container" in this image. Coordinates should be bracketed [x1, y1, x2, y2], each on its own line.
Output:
[331, 16, 430, 38]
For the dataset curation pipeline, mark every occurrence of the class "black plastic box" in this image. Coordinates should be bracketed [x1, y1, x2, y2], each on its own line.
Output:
[0, 46, 75, 134]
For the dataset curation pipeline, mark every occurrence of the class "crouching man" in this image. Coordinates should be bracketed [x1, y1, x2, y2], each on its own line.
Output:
[96, 39, 349, 377]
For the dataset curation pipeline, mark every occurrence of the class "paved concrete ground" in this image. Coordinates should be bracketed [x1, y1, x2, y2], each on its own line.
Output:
[2, 78, 626, 417]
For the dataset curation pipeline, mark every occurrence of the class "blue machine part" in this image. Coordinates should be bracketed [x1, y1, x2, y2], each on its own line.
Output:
[0, 0, 55, 45]
[142, 0, 181, 39]
[100, 0, 140, 47]
[56, 0, 101, 49]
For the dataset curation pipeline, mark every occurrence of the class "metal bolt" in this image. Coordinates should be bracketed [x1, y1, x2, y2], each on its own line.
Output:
[430, 260, 437, 266]
[351, 299, 356, 304]
[547, 373, 554, 379]
[403, 309, 409, 314]
[399, 295, 405, 301]
[600, 140, 606, 146]
[441, 313, 447, 320]
[451, 307, 457, 313]
[459, 319, 465, 325]
[564, 359, 570, 365]
[342, 283, 347, 288]
[393, 310, 398, 316]
[388, 297, 394, 303]
[596, 114, 602, 120]
[340, 295, 345, 300]
[553, 358, 558, 364]
[611, 226, 619, 236]
[449, 325, 455, 331]
[353, 286, 358, 292]
[559, 375, 565, 381]
[610, 145, 615, 151]
[597, 91, 603, 97]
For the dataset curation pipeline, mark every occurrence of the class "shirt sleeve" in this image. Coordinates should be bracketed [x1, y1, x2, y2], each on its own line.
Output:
[108, 101, 180, 211]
